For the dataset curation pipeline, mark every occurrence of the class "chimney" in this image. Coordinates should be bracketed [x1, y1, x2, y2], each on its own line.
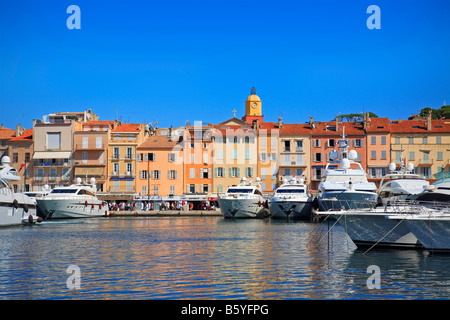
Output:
[335, 116, 340, 131]
[309, 116, 315, 129]
[427, 109, 432, 130]
[278, 116, 283, 129]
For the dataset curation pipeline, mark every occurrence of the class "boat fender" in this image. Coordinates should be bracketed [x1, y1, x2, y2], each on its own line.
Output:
[91, 203, 95, 209]
[85, 200, 88, 206]
[258, 201, 261, 207]
[28, 214, 33, 224]
[104, 210, 108, 217]
[23, 203, 29, 213]
[37, 216, 43, 223]
[99, 203, 102, 209]
[13, 199, 19, 209]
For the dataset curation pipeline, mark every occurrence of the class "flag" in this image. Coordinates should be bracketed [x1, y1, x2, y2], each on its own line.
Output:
[18, 161, 25, 172]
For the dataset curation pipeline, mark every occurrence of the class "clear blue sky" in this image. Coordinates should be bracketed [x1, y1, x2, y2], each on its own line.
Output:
[1, 0, 449, 129]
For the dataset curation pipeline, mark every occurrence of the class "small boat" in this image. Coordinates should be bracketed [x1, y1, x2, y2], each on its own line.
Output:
[377, 162, 430, 206]
[37, 178, 109, 219]
[218, 177, 267, 218]
[269, 177, 313, 220]
[415, 178, 450, 203]
[0, 156, 39, 226]
[318, 127, 378, 211]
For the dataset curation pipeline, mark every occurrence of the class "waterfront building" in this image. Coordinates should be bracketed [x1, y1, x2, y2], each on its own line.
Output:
[73, 120, 118, 192]
[278, 120, 312, 189]
[0, 125, 15, 158]
[136, 129, 184, 198]
[107, 123, 149, 200]
[310, 117, 367, 191]
[32, 113, 81, 190]
[389, 112, 450, 182]
[364, 116, 391, 187]
[257, 121, 280, 194]
[8, 127, 33, 192]
[183, 122, 214, 196]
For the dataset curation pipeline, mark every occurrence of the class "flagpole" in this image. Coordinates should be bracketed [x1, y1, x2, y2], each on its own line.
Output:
[23, 158, 27, 192]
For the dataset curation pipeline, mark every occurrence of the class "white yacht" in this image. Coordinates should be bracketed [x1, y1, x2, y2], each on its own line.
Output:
[36, 178, 109, 219]
[0, 156, 39, 226]
[269, 177, 313, 220]
[377, 162, 430, 206]
[318, 129, 377, 211]
[415, 177, 450, 203]
[218, 177, 267, 218]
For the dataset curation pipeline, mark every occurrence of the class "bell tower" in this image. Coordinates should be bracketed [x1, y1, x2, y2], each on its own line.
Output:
[242, 87, 264, 124]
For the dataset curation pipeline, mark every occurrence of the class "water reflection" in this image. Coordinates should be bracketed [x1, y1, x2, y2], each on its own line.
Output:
[0, 217, 449, 299]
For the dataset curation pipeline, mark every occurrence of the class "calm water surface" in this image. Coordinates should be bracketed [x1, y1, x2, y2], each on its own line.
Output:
[1, 216, 449, 299]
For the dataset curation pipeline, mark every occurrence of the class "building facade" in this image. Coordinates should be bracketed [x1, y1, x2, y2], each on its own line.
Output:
[8, 128, 33, 192]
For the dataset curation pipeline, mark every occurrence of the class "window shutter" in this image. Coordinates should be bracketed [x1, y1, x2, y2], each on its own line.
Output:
[237, 167, 240, 178]
[214, 167, 218, 177]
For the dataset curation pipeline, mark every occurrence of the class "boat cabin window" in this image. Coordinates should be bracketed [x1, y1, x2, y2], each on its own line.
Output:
[227, 188, 253, 194]
[50, 189, 78, 194]
[276, 189, 305, 194]
[77, 189, 95, 196]
[325, 175, 367, 183]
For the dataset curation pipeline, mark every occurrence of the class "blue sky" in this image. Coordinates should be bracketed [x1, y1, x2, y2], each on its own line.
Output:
[1, 0, 449, 129]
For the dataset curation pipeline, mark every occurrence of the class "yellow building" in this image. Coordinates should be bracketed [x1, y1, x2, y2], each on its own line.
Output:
[106, 123, 149, 200]
[390, 116, 450, 182]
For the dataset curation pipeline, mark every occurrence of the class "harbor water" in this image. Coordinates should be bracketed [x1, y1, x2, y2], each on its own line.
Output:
[1, 216, 450, 300]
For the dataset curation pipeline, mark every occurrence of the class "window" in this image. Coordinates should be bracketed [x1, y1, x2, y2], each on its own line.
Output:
[261, 167, 266, 180]
[142, 185, 147, 195]
[82, 151, 88, 164]
[96, 137, 102, 149]
[381, 136, 386, 145]
[170, 185, 175, 195]
[284, 140, 290, 152]
[245, 149, 250, 160]
[147, 153, 156, 161]
[140, 170, 148, 179]
[82, 137, 89, 149]
[246, 167, 253, 178]
[216, 149, 223, 160]
[284, 154, 290, 165]
[260, 138, 266, 150]
[314, 168, 322, 180]
[353, 139, 364, 147]
[230, 167, 239, 178]
[203, 153, 208, 164]
[202, 168, 209, 179]
[420, 167, 431, 179]
[328, 139, 335, 147]
[168, 153, 176, 162]
[126, 180, 133, 191]
[423, 151, 429, 164]
[437, 136, 442, 144]
[395, 137, 400, 144]
[409, 151, 415, 160]
[371, 150, 376, 160]
[422, 137, 428, 144]
[126, 147, 133, 160]
[190, 168, 195, 178]
[113, 181, 119, 191]
[152, 170, 161, 179]
[113, 147, 119, 159]
[126, 163, 132, 175]
[50, 168, 57, 180]
[113, 163, 119, 175]
[12, 153, 18, 163]
[190, 153, 195, 163]
[216, 167, 225, 177]
[99, 151, 104, 164]
[313, 139, 321, 148]
[408, 137, 414, 144]
[296, 140, 303, 152]
[217, 185, 223, 193]
[232, 149, 237, 159]
[62, 168, 70, 180]
[189, 184, 196, 193]
[371, 136, 376, 145]
[395, 151, 401, 164]
[94, 126, 100, 132]
[168, 170, 177, 179]
[284, 168, 291, 177]
[47, 133, 61, 150]
[271, 138, 277, 150]
[153, 185, 159, 196]
[437, 151, 443, 161]
[296, 154, 303, 165]
[25, 153, 30, 162]
[381, 150, 386, 160]
[314, 153, 322, 162]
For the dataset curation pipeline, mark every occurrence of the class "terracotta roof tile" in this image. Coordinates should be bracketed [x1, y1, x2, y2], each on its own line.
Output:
[9, 129, 33, 142]
[138, 135, 180, 149]
[0, 126, 15, 140]
[389, 119, 450, 133]
[112, 123, 143, 133]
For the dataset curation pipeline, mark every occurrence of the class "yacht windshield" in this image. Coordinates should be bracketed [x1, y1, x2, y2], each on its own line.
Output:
[50, 189, 78, 194]
[227, 188, 253, 193]
[276, 189, 305, 194]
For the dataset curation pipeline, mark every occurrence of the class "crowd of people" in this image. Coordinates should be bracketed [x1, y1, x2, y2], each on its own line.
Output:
[108, 201, 218, 212]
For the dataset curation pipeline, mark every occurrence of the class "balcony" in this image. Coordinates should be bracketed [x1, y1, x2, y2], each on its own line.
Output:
[75, 143, 105, 151]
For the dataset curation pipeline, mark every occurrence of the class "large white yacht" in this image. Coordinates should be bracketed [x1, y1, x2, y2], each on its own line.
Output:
[0, 156, 39, 226]
[37, 178, 109, 219]
[318, 129, 377, 211]
[269, 177, 313, 220]
[415, 176, 450, 203]
[377, 162, 430, 206]
[218, 177, 267, 218]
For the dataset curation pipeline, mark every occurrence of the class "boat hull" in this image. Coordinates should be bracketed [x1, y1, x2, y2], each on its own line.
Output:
[218, 198, 266, 218]
[328, 211, 421, 249]
[37, 198, 108, 219]
[318, 191, 378, 211]
[0, 193, 38, 227]
[403, 218, 450, 252]
[269, 200, 313, 220]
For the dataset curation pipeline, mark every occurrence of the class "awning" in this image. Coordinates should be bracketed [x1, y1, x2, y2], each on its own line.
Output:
[33, 151, 72, 159]
[418, 163, 433, 167]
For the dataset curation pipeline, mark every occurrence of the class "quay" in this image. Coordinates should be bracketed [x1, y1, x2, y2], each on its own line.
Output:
[109, 210, 222, 217]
